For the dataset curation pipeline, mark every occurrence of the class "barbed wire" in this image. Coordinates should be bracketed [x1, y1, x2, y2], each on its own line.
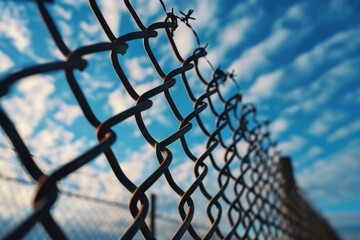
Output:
[0, 0, 340, 239]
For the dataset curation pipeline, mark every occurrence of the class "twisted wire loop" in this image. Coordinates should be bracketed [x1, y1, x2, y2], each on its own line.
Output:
[0, 0, 340, 239]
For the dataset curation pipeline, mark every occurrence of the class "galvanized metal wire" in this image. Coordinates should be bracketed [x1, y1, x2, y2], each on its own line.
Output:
[0, 0, 340, 239]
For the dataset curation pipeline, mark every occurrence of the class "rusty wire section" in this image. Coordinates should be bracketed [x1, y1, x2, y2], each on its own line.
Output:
[0, 0, 340, 239]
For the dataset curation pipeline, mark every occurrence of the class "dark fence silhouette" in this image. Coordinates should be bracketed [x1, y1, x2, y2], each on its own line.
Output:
[0, 0, 340, 239]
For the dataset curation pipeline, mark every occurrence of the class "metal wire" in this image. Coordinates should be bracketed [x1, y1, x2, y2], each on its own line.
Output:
[0, 0, 340, 239]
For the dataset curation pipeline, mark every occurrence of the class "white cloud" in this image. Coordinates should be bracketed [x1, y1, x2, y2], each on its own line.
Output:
[325, 211, 360, 229]
[191, 0, 218, 30]
[236, 141, 250, 157]
[108, 87, 134, 114]
[277, 135, 306, 154]
[228, 24, 309, 82]
[30, 120, 88, 172]
[308, 122, 329, 137]
[229, 0, 262, 18]
[270, 118, 290, 138]
[141, 94, 169, 126]
[261, 28, 294, 56]
[325, 0, 355, 22]
[173, 24, 196, 58]
[80, 71, 114, 99]
[0, 132, 21, 179]
[247, 70, 283, 102]
[206, 18, 253, 66]
[128, 0, 162, 27]
[80, 21, 101, 36]
[57, 20, 73, 38]
[120, 144, 156, 185]
[0, 6, 30, 53]
[293, 28, 360, 75]
[343, 88, 360, 104]
[134, 79, 161, 94]
[297, 140, 360, 202]
[2, 75, 55, 138]
[0, 51, 14, 72]
[191, 142, 207, 157]
[305, 146, 324, 159]
[62, 0, 87, 8]
[125, 56, 154, 82]
[222, 18, 251, 47]
[283, 3, 305, 22]
[228, 13, 359, 88]
[52, 5, 73, 20]
[307, 111, 346, 136]
[228, 47, 269, 82]
[283, 57, 360, 115]
[327, 120, 360, 143]
[98, 0, 126, 36]
[170, 160, 196, 190]
[53, 101, 82, 126]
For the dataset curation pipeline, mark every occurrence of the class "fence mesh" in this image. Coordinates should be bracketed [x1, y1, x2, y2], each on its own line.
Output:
[0, 0, 340, 239]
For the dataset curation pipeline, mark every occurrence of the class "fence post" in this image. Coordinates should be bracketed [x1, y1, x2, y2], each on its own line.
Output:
[149, 194, 156, 237]
[279, 156, 296, 238]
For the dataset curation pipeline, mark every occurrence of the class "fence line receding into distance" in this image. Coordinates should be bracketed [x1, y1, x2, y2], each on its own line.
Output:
[0, 0, 340, 239]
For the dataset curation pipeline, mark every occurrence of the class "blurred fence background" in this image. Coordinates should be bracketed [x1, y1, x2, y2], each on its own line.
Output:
[0, 173, 212, 239]
[0, 168, 340, 239]
[0, 0, 340, 239]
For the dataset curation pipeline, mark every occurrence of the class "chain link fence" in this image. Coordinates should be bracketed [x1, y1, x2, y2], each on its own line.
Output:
[0, 0, 340, 239]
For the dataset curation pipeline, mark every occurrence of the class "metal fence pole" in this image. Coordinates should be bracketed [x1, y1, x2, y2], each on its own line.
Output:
[149, 194, 156, 237]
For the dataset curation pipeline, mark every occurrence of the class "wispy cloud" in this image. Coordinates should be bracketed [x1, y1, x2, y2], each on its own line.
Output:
[297, 140, 360, 203]
[277, 135, 306, 155]
[206, 17, 253, 66]
[130, 0, 162, 26]
[229, 0, 263, 18]
[53, 101, 82, 126]
[327, 120, 360, 143]
[246, 70, 283, 102]
[325, 211, 360, 229]
[0, 51, 14, 73]
[270, 117, 290, 139]
[81, 71, 115, 100]
[97, 0, 126, 36]
[108, 87, 134, 114]
[0, 5, 30, 53]
[293, 28, 360, 76]
[229, 24, 310, 83]
[125, 56, 155, 82]
[61, 0, 87, 8]
[2, 75, 55, 138]
[233, 12, 360, 109]
[304, 146, 324, 159]
[173, 24, 196, 58]
[170, 160, 196, 190]
[307, 111, 346, 136]
[283, 57, 360, 115]
[52, 5, 73, 20]
[57, 20, 73, 39]
[80, 21, 100, 35]
[343, 88, 360, 104]
[191, 0, 218, 30]
[120, 143, 156, 185]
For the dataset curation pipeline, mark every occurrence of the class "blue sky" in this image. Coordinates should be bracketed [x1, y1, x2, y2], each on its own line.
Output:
[1, 0, 360, 238]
